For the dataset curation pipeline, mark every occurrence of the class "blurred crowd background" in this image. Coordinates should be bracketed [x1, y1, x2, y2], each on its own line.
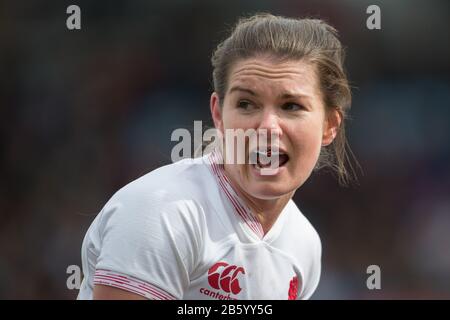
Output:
[1, 0, 449, 299]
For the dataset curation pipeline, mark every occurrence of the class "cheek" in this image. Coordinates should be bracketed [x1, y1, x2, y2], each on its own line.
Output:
[222, 109, 248, 130]
[288, 118, 324, 159]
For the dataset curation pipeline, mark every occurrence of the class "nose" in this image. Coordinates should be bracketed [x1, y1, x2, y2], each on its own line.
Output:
[256, 109, 282, 146]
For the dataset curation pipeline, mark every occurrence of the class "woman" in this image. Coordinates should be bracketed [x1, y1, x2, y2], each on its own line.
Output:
[78, 13, 355, 300]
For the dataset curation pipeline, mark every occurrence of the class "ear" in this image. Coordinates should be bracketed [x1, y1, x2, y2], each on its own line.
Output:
[322, 107, 342, 146]
[210, 92, 224, 134]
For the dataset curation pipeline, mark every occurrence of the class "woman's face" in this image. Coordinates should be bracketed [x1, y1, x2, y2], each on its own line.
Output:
[211, 56, 340, 200]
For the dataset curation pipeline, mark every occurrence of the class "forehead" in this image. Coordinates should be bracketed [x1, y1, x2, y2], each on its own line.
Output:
[227, 56, 319, 96]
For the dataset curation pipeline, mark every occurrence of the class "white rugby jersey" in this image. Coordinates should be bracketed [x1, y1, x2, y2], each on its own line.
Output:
[77, 150, 321, 300]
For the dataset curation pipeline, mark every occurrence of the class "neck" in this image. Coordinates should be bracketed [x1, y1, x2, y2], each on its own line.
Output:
[227, 174, 294, 235]
[248, 194, 293, 235]
[216, 148, 294, 235]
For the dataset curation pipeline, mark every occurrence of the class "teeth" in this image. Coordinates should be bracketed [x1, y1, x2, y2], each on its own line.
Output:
[249, 149, 287, 170]
[254, 151, 284, 156]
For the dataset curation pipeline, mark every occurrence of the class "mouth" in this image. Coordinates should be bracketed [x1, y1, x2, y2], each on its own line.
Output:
[249, 147, 290, 170]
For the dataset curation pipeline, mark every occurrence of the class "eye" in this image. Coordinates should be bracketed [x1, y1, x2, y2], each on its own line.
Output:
[281, 103, 303, 111]
[237, 100, 256, 111]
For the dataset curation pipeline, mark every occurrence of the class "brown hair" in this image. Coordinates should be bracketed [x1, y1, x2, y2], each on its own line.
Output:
[211, 13, 359, 186]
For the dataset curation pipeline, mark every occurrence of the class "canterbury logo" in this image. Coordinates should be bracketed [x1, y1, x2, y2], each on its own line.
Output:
[207, 262, 245, 295]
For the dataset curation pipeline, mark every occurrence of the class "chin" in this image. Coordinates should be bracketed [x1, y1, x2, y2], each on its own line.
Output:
[238, 165, 305, 200]
[246, 182, 296, 200]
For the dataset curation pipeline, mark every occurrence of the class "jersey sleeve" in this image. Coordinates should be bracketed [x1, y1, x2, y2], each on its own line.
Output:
[93, 189, 204, 300]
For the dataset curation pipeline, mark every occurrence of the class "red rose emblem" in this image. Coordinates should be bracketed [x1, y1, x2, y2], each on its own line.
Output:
[288, 276, 299, 300]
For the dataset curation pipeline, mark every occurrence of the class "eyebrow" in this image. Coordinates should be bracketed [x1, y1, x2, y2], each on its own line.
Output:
[228, 86, 312, 100]
[229, 86, 257, 96]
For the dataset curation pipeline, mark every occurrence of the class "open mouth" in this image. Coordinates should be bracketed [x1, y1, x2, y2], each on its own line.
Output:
[249, 148, 290, 170]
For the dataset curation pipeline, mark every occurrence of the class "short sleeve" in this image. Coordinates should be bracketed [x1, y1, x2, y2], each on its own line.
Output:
[94, 190, 203, 300]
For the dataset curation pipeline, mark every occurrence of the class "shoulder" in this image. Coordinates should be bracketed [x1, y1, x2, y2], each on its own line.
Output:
[96, 157, 213, 239]
[81, 157, 215, 299]
[108, 157, 211, 211]
[115, 156, 211, 203]
[91, 158, 212, 280]
[284, 200, 322, 251]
